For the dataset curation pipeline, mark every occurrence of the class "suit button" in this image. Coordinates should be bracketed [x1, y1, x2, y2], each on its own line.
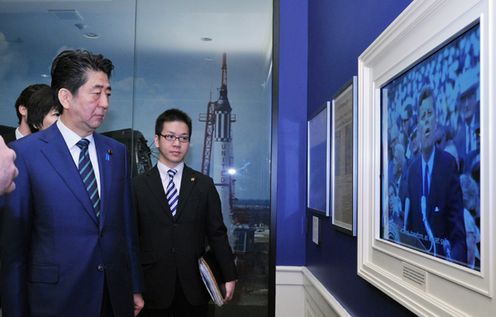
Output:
[97, 264, 104, 272]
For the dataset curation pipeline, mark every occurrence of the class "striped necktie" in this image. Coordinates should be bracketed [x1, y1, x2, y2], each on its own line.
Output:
[167, 169, 179, 216]
[76, 138, 101, 219]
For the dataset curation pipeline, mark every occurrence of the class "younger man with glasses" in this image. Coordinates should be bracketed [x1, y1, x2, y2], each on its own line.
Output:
[134, 108, 237, 317]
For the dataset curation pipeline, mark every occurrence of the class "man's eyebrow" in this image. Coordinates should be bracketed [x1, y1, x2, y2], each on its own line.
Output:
[92, 84, 112, 91]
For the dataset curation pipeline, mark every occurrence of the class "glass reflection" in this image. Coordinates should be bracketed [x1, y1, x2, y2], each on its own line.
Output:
[0, 0, 273, 315]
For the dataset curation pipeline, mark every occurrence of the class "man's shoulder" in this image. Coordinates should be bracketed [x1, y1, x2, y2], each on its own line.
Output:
[94, 133, 127, 152]
[2, 132, 16, 145]
[133, 166, 157, 182]
[10, 128, 52, 151]
[435, 148, 458, 166]
[184, 165, 211, 181]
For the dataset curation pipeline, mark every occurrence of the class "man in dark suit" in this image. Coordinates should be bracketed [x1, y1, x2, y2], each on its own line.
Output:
[1, 84, 48, 144]
[404, 86, 467, 263]
[1, 49, 144, 317]
[453, 68, 480, 174]
[134, 109, 237, 317]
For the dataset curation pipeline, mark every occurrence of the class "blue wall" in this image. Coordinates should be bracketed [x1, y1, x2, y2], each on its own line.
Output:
[276, 0, 308, 266]
[305, 1, 415, 316]
[277, 0, 420, 316]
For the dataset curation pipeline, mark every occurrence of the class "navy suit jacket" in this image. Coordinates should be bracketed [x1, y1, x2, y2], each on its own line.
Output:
[1, 123, 143, 317]
[405, 148, 467, 263]
[453, 113, 480, 173]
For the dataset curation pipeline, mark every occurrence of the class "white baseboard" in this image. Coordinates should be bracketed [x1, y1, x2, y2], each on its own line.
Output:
[276, 266, 351, 317]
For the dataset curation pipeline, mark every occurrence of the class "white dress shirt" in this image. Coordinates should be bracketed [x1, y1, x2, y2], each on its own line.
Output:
[157, 160, 184, 196]
[56, 120, 101, 195]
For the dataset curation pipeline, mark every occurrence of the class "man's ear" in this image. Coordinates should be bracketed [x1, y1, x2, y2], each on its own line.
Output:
[57, 88, 72, 110]
[18, 105, 28, 117]
[154, 134, 160, 148]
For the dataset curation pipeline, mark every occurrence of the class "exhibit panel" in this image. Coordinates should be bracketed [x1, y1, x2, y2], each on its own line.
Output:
[358, 0, 495, 316]
[0, 1, 274, 316]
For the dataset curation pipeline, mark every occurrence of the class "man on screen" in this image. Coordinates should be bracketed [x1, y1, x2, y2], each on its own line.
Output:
[404, 85, 467, 263]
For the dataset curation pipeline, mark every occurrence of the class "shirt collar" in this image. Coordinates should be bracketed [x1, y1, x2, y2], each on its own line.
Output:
[57, 119, 95, 149]
[157, 160, 184, 175]
[422, 148, 435, 172]
[15, 127, 24, 140]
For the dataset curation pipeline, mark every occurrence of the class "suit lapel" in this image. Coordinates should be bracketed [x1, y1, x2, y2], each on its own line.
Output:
[145, 166, 173, 219]
[39, 125, 98, 225]
[175, 165, 197, 221]
[94, 134, 113, 229]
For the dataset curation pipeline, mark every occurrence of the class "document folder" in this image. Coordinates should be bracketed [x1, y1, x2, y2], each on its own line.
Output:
[198, 250, 225, 307]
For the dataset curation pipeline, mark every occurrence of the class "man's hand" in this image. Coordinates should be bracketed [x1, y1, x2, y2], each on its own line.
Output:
[133, 293, 144, 316]
[0, 136, 18, 195]
[223, 280, 236, 302]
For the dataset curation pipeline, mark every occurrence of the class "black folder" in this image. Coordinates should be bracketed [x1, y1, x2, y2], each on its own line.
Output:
[198, 250, 225, 306]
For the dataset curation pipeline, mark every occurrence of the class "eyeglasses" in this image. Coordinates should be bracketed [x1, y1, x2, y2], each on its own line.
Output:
[159, 133, 190, 143]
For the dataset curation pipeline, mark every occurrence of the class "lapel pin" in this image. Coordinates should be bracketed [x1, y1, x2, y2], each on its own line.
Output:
[105, 149, 112, 161]
[191, 177, 195, 182]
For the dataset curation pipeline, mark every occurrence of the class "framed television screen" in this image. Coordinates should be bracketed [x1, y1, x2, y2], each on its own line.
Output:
[380, 22, 480, 270]
[357, 0, 495, 316]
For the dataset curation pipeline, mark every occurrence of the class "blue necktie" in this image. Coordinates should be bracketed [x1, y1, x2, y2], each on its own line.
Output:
[167, 169, 179, 216]
[76, 139, 100, 219]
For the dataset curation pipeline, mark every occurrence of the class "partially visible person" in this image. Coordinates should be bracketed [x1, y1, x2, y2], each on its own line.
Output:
[460, 174, 480, 269]
[404, 86, 467, 263]
[1, 84, 47, 143]
[453, 69, 479, 173]
[1, 49, 144, 317]
[0, 136, 18, 195]
[134, 108, 237, 317]
[26, 84, 61, 132]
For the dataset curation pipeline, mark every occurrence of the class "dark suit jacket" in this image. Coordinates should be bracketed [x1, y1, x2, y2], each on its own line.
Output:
[453, 113, 479, 172]
[133, 165, 237, 309]
[405, 148, 467, 263]
[1, 131, 16, 145]
[1, 124, 143, 317]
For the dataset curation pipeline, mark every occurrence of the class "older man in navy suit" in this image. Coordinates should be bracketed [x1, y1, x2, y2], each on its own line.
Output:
[404, 86, 467, 264]
[1, 50, 144, 317]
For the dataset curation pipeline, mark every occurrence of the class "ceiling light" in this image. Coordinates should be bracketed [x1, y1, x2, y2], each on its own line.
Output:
[201, 37, 213, 42]
[83, 32, 100, 39]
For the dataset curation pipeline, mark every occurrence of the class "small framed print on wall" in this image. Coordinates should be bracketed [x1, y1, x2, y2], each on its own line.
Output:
[331, 77, 358, 236]
[307, 102, 330, 216]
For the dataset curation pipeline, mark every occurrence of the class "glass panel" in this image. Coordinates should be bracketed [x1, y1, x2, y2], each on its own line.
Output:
[0, 0, 137, 139]
[133, 1, 273, 315]
[0, 1, 273, 316]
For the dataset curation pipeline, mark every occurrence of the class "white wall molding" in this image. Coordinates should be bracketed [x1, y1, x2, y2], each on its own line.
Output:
[276, 266, 351, 317]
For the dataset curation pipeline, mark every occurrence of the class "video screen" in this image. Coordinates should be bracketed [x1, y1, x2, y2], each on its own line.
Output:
[380, 22, 480, 270]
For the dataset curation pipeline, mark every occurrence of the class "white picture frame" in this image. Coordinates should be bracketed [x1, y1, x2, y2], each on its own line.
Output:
[357, 0, 495, 316]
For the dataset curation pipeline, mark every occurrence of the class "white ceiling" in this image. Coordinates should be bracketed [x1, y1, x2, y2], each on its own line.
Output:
[0, 0, 272, 56]
[0, 0, 273, 121]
